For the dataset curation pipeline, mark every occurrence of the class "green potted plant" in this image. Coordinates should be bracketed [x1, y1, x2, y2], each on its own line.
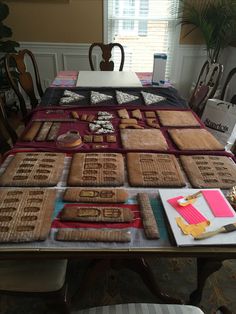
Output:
[0, 0, 19, 88]
[178, 0, 236, 63]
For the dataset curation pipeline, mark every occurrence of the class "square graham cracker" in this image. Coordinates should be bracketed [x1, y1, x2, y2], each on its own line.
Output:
[180, 155, 236, 188]
[156, 110, 201, 127]
[168, 128, 224, 151]
[67, 153, 125, 186]
[0, 188, 56, 243]
[0, 152, 65, 187]
[120, 129, 168, 151]
[127, 153, 186, 187]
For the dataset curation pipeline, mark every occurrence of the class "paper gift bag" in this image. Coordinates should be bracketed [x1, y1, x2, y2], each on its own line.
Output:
[201, 99, 236, 147]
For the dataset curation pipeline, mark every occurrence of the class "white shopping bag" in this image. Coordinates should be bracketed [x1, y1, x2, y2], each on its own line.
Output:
[201, 99, 236, 148]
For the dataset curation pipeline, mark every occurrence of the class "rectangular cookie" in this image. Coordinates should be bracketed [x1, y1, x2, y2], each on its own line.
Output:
[180, 155, 236, 188]
[168, 129, 224, 151]
[60, 206, 134, 222]
[56, 229, 131, 242]
[21, 121, 42, 141]
[81, 114, 88, 121]
[83, 135, 93, 143]
[47, 122, 60, 141]
[157, 110, 200, 127]
[137, 193, 159, 239]
[120, 118, 137, 124]
[120, 129, 168, 150]
[93, 135, 103, 143]
[0, 188, 56, 243]
[67, 153, 125, 186]
[35, 122, 53, 141]
[118, 108, 129, 119]
[87, 114, 95, 122]
[0, 152, 65, 187]
[145, 111, 156, 118]
[131, 109, 142, 120]
[106, 135, 117, 143]
[63, 188, 128, 203]
[127, 153, 186, 187]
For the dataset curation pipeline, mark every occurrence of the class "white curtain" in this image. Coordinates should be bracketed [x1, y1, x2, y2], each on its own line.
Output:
[105, 0, 180, 79]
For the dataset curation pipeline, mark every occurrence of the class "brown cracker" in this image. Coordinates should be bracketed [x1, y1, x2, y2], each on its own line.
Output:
[180, 155, 236, 188]
[145, 111, 156, 118]
[47, 122, 60, 141]
[83, 135, 93, 143]
[168, 128, 224, 151]
[0, 188, 56, 243]
[60, 206, 134, 222]
[157, 110, 200, 127]
[67, 153, 125, 186]
[118, 109, 129, 119]
[131, 109, 142, 120]
[127, 153, 186, 187]
[63, 188, 128, 203]
[22, 122, 42, 141]
[106, 135, 117, 143]
[93, 135, 103, 143]
[0, 152, 65, 187]
[120, 129, 168, 150]
[35, 122, 53, 141]
[56, 229, 131, 242]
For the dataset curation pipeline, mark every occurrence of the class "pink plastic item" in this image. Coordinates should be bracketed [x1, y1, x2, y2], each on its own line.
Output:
[202, 190, 234, 217]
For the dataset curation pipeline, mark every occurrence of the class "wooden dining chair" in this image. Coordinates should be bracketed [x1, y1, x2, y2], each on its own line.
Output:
[0, 96, 18, 145]
[220, 67, 236, 103]
[0, 259, 70, 314]
[89, 42, 125, 71]
[4, 49, 44, 119]
[189, 60, 223, 116]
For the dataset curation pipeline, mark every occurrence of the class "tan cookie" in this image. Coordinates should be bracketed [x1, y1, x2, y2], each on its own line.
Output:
[71, 111, 79, 119]
[120, 118, 137, 124]
[145, 111, 156, 118]
[93, 135, 103, 143]
[83, 135, 93, 143]
[118, 108, 129, 119]
[107, 135, 117, 143]
[87, 114, 95, 122]
[131, 109, 142, 120]
[146, 118, 160, 129]
[119, 124, 144, 129]
[81, 114, 88, 121]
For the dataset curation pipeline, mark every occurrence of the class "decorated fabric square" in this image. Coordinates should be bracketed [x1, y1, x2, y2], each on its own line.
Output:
[90, 91, 113, 104]
[0, 188, 56, 242]
[141, 91, 166, 105]
[120, 129, 168, 150]
[116, 90, 139, 104]
[156, 110, 200, 127]
[127, 153, 186, 187]
[67, 153, 125, 186]
[180, 155, 236, 188]
[59, 89, 85, 104]
[168, 128, 224, 150]
[0, 152, 65, 187]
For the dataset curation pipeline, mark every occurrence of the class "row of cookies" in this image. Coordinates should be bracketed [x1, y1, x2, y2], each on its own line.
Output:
[0, 152, 236, 189]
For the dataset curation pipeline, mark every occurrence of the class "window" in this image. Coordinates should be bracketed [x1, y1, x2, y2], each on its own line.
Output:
[104, 0, 180, 78]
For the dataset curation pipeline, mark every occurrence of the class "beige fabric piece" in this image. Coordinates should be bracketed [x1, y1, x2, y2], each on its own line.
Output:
[168, 128, 224, 150]
[121, 129, 168, 150]
[0, 188, 56, 243]
[127, 153, 186, 187]
[157, 110, 200, 127]
[56, 229, 131, 242]
[0, 259, 67, 292]
[0, 152, 65, 187]
[63, 188, 128, 203]
[68, 153, 125, 186]
[180, 155, 236, 188]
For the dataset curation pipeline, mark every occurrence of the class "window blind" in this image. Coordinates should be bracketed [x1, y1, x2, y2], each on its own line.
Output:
[105, 0, 179, 79]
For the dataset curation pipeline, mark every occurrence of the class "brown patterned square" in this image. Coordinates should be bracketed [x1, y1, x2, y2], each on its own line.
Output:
[120, 129, 168, 150]
[0, 188, 56, 242]
[127, 153, 186, 187]
[0, 152, 65, 187]
[68, 153, 124, 186]
[157, 110, 200, 127]
[180, 155, 236, 188]
[168, 129, 224, 151]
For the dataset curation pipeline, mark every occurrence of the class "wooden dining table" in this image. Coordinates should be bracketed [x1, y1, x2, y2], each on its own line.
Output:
[0, 71, 236, 306]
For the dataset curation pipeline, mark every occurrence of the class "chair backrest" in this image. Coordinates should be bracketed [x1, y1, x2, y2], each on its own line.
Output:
[189, 60, 223, 116]
[4, 49, 43, 118]
[89, 42, 125, 71]
[0, 96, 18, 145]
[220, 67, 236, 103]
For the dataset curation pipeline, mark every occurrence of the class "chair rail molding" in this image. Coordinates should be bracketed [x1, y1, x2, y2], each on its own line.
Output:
[19, 42, 206, 97]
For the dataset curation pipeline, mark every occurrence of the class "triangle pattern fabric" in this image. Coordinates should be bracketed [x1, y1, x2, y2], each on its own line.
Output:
[141, 91, 166, 105]
[116, 91, 139, 104]
[59, 90, 85, 104]
[90, 91, 113, 104]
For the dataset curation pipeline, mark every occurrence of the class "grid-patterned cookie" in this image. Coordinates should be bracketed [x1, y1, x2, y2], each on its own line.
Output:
[0, 188, 56, 242]
[0, 152, 65, 187]
[168, 129, 224, 151]
[157, 110, 200, 127]
[180, 155, 236, 188]
[127, 153, 185, 187]
[120, 129, 168, 150]
[67, 153, 124, 186]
